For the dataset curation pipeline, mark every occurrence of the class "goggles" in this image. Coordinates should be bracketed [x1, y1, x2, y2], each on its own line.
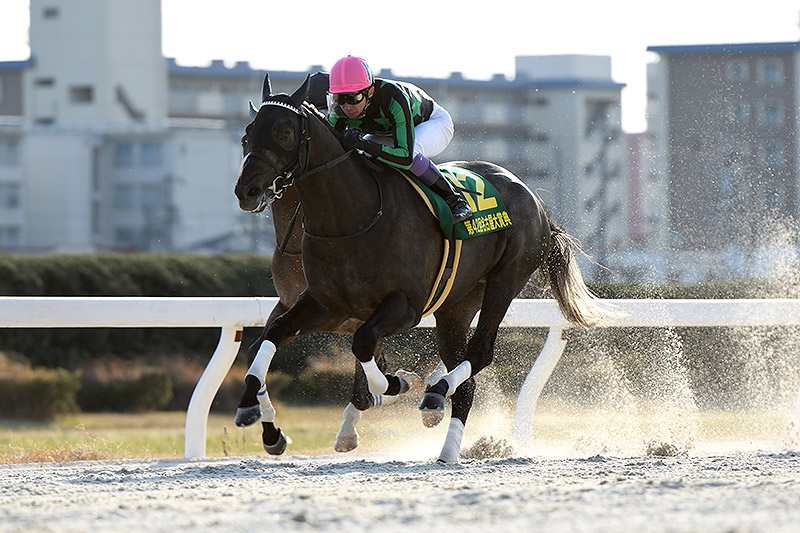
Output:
[330, 89, 368, 106]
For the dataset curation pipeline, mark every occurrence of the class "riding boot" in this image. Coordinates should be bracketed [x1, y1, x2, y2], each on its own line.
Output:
[420, 162, 473, 224]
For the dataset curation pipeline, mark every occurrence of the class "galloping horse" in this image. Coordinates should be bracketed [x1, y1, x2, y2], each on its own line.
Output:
[234, 75, 612, 462]
[240, 72, 416, 454]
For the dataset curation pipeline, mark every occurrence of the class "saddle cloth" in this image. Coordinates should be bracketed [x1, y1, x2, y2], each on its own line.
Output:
[404, 165, 514, 240]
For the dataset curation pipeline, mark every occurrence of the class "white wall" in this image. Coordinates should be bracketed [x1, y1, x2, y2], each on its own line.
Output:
[24, 130, 94, 251]
[26, 0, 166, 126]
[168, 127, 243, 249]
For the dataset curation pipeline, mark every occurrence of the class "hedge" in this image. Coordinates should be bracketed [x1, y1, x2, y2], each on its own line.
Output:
[2, 254, 799, 411]
[0, 356, 81, 419]
[0, 254, 276, 367]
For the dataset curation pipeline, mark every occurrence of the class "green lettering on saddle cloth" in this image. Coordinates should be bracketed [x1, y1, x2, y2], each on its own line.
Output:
[410, 165, 514, 239]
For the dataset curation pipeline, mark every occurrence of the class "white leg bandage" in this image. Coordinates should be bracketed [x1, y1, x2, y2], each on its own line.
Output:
[372, 393, 399, 407]
[246, 340, 276, 384]
[257, 383, 276, 423]
[360, 358, 388, 395]
[338, 402, 361, 436]
[438, 418, 465, 463]
[425, 360, 447, 387]
[443, 360, 472, 396]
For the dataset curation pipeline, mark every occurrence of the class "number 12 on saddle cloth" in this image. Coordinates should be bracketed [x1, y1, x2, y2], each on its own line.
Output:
[404, 165, 514, 240]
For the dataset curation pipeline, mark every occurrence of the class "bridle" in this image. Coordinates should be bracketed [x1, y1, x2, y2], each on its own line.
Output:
[242, 99, 382, 240]
[241, 100, 311, 202]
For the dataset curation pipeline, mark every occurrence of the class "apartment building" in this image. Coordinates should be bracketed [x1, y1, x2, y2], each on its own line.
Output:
[648, 41, 800, 282]
[0, 0, 629, 283]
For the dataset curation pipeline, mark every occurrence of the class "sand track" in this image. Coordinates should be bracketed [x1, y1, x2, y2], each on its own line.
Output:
[2, 450, 799, 532]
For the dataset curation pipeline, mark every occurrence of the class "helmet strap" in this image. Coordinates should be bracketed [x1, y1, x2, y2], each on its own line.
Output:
[355, 86, 373, 119]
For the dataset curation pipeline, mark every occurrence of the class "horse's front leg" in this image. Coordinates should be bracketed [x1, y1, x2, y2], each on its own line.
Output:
[235, 291, 344, 454]
[351, 291, 419, 396]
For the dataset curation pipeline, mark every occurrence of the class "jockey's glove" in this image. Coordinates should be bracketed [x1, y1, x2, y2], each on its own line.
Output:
[342, 129, 381, 157]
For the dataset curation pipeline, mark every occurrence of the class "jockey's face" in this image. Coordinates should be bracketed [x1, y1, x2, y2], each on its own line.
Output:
[341, 87, 374, 119]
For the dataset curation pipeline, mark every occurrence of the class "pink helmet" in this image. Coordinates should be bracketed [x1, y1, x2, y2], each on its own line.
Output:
[329, 55, 374, 93]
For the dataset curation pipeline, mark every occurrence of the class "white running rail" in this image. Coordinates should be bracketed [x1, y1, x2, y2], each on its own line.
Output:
[1, 297, 799, 457]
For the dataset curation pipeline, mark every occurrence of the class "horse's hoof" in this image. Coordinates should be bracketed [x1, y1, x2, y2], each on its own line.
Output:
[334, 433, 359, 453]
[395, 369, 422, 394]
[419, 392, 446, 428]
[235, 404, 261, 427]
[263, 427, 289, 455]
[398, 377, 411, 394]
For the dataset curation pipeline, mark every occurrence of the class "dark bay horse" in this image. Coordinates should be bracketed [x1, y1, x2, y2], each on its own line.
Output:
[240, 72, 417, 455]
[234, 75, 613, 462]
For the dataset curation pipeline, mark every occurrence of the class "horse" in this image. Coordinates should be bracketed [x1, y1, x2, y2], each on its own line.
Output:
[239, 72, 421, 455]
[234, 74, 613, 462]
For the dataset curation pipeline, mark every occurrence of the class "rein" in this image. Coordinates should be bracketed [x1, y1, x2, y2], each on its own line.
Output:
[276, 201, 302, 256]
[302, 167, 384, 241]
[246, 100, 385, 242]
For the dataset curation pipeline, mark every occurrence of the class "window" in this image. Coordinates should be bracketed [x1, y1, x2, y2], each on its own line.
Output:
[114, 227, 136, 245]
[112, 184, 135, 209]
[758, 144, 784, 169]
[0, 183, 20, 208]
[141, 184, 164, 208]
[42, 7, 59, 18]
[0, 226, 21, 248]
[726, 59, 749, 82]
[69, 86, 94, 103]
[728, 101, 750, 123]
[140, 143, 163, 166]
[34, 78, 54, 87]
[114, 143, 134, 167]
[758, 58, 784, 86]
[758, 99, 784, 126]
[0, 77, 4, 104]
[0, 140, 20, 166]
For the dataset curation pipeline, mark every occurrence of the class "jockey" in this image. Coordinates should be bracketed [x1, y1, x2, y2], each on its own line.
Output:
[326, 55, 473, 224]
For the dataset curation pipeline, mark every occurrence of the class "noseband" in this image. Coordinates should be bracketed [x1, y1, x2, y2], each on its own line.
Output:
[242, 100, 360, 204]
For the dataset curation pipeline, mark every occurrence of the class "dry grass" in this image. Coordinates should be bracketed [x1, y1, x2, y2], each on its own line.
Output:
[1, 400, 796, 465]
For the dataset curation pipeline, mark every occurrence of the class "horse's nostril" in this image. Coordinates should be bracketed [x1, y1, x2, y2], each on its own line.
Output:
[247, 187, 261, 198]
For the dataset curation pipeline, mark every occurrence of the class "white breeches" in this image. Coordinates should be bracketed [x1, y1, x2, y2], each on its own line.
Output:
[413, 103, 454, 158]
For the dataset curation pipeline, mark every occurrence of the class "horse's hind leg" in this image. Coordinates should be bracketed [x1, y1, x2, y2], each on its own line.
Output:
[419, 299, 479, 462]
[423, 265, 533, 462]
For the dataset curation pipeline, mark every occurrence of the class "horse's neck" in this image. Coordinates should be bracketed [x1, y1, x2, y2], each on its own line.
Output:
[296, 116, 380, 239]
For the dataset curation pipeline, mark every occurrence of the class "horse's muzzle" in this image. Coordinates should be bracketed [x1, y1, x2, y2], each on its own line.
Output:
[234, 182, 268, 213]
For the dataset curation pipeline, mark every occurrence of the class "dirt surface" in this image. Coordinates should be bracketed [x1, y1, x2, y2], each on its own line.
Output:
[2, 449, 799, 532]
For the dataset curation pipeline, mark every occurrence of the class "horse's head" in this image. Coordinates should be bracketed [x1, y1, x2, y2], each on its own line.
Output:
[235, 74, 311, 212]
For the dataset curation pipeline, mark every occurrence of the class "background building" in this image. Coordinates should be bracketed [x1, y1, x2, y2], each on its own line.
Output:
[2, 0, 683, 284]
[647, 42, 800, 282]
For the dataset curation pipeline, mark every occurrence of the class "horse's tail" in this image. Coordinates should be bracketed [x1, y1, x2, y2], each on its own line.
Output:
[540, 221, 622, 329]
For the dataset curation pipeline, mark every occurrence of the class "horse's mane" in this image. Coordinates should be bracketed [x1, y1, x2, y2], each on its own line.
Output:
[303, 102, 344, 142]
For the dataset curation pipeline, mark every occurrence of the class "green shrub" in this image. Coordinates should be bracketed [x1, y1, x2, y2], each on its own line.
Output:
[0, 357, 81, 419]
[77, 360, 172, 412]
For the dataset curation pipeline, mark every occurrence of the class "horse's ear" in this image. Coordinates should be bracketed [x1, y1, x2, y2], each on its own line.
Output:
[249, 100, 258, 119]
[261, 73, 272, 103]
[290, 74, 311, 107]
